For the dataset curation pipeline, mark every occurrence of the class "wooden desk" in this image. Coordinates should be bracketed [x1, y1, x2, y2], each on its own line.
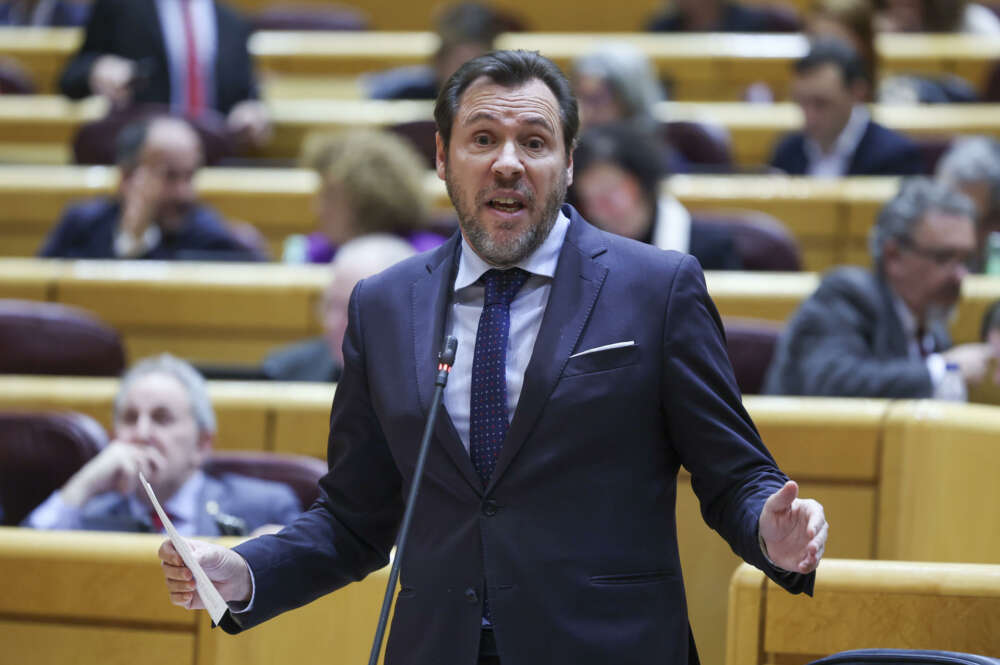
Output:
[727, 559, 1000, 665]
[0, 527, 390, 665]
[3, 27, 999, 99]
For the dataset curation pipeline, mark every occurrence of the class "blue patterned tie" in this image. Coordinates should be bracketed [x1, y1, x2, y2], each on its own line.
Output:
[469, 267, 529, 625]
[469, 268, 530, 487]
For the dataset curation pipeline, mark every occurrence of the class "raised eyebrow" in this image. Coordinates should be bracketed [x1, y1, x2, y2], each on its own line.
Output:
[462, 111, 556, 135]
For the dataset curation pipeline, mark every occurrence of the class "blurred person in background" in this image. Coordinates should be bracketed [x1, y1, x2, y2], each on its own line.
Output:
[570, 122, 740, 269]
[25, 354, 301, 536]
[875, 0, 1000, 33]
[936, 136, 1000, 272]
[262, 235, 417, 383]
[0, 0, 88, 25]
[39, 116, 260, 260]
[365, 2, 512, 100]
[646, 0, 798, 31]
[806, 0, 877, 96]
[770, 39, 921, 176]
[571, 42, 690, 173]
[58, 0, 270, 148]
[766, 177, 997, 397]
[300, 128, 447, 264]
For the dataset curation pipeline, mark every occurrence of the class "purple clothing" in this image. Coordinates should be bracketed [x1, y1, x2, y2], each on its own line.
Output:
[305, 230, 447, 264]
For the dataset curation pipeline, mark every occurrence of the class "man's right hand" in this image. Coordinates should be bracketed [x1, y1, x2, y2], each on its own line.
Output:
[159, 539, 253, 609]
[118, 164, 165, 249]
[941, 343, 998, 385]
[89, 55, 136, 108]
[60, 441, 168, 508]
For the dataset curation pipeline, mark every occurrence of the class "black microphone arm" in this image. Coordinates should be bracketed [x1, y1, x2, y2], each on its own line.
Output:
[367, 335, 458, 665]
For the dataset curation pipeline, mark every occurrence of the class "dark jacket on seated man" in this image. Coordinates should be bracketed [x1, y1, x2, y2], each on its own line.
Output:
[770, 120, 924, 177]
[764, 267, 948, 397]
[39, 198, 256, 261]
[261, 337, 341, 383]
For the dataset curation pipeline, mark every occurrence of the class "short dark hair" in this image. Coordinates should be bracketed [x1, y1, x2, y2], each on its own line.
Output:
[571, 122, 664, 210]
[115, 119, 153, 171]
[434, 49, 579, 158]
[794, 38, 866, 87]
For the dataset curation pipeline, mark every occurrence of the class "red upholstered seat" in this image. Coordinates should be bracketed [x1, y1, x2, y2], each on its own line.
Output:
[722, 317, 784, 395]
[204, 451, 328, 510]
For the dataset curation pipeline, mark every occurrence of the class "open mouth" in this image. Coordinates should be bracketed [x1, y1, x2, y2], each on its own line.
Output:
[488, 197, 525, 214]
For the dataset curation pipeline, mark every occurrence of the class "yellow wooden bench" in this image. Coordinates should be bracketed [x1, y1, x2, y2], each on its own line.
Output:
[727, 559, 1000, 665]
[0, 527, 390, 665]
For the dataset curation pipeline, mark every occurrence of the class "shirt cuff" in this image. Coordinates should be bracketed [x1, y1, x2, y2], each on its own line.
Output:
[926, 353, 948, 395]
[227, 557, 257, 614]
[23, 490, 84, 530]
[114, 224, 161, 258]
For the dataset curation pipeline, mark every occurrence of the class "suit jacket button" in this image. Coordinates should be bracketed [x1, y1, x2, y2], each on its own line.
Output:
[464, 587, 479, 603]
[482, 499, 499, 516]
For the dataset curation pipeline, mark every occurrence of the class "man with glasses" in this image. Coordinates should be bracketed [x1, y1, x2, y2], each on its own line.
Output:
[766, 176, 997, 398]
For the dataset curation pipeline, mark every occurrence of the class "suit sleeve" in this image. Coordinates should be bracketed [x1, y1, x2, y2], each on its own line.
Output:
[660, 255, 813, 594]
[222, 278, 404, 633]
[58, 0, 117, 98]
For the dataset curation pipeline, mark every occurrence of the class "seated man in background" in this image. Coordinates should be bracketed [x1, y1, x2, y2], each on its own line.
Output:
[364, 2, 509, 100]
[262, 234, 417, 382]
[770, 39, 922, 177]
[765, 177, 996, 397]
[39, 116, 260, 261]
[25, 354, 302, 535]
[646, 0, 794, 31]
[936, 136, 1000, 272]
[58, 0, 269, 147]
[0, 0, 88, 25]
[569, 122, 740, 270]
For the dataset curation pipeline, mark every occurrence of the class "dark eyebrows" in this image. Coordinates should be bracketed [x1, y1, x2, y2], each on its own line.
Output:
[461, 111, 556, 135]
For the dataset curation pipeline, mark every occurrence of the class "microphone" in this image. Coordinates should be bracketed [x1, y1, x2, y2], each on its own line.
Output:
[368, 335, 457, 665]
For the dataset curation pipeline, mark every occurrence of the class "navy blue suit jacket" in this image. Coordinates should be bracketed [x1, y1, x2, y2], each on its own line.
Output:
[39, 197, 257, 260]
[225, 206, 812, 664]
[770, 119, 924, 176]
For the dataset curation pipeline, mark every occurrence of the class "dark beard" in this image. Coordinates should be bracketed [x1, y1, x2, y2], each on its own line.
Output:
[445, 163, 566, 268]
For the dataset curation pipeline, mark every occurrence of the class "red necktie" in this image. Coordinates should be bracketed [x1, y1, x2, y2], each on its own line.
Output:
[179, 0, 204, 116]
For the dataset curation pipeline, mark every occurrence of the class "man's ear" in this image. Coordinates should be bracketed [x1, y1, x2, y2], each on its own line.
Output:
[195, 432, 214, 465]
[850, 78, 869, 104]
[435, 132, 447, 181]
[565, 147, 574, 187]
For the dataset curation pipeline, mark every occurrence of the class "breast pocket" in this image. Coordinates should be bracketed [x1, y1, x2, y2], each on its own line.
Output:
[562, 344, 640, 378]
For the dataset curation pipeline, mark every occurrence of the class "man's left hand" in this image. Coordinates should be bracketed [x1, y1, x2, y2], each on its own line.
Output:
[759, 480, 827, 574]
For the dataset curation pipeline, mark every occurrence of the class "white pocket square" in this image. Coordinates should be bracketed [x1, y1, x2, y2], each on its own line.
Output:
[569, 340, 636, 359]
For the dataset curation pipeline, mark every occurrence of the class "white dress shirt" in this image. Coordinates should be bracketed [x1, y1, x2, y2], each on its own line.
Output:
[891, 293, 951, 398]
[154, 0, 218, 112]
[26, 469, 209, 535]
[443, 211, 570, 453]
[804, 105, 871, 178]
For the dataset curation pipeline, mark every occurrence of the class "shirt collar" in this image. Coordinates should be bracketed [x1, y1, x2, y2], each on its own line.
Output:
[804, 104, 871, 162]
[453, 209, 570, 292]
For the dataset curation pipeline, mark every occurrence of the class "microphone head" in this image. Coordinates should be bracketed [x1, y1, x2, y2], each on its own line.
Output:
[439, 335, 458, 366]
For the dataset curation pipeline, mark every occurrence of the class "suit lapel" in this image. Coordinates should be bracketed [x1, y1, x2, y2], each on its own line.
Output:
[487, 211, 609, 491]
[411, 235, 481, 492]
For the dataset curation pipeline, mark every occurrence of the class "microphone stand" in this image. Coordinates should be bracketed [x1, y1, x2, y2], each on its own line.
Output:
[367, 336, 458, 665]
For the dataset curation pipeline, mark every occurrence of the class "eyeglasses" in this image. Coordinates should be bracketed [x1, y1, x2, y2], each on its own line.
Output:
[898, 238, 977, 271]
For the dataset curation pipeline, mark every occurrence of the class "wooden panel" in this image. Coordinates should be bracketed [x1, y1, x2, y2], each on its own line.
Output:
[0, 528, 196, 625]
[199, 566, 391, 665]
[269, 386, 336, 459]
[704, 271, 818, 322]
[0, 257, 63, 300]
[0, 27, 79, 93]
[745, 396, 887, 481]
[725, 564, 767, 665]
[0, 621, 194, 665]
[762, 560, 1000, 658]
[878, 400, 1000, 563]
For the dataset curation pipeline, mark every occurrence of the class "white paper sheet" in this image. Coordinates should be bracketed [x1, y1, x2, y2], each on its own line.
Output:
[140, 472, 229, 624]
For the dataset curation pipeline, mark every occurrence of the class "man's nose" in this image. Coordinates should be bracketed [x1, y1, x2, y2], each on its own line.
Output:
[491, 141, 524, 179]
[135, 414, 152, 440]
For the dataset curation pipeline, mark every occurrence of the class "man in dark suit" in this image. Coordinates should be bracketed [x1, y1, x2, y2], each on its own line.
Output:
[58, 0, 269, 146]
[770, 39, 922, 177]
[159, 51, 827, 665]
[766, 177, 997, 397]
[25, 354, 301, 536]
[39, 115, 258, 261]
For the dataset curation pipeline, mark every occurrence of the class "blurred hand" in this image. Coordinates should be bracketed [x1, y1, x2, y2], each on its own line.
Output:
[61, 440, 168, 507]
[942, 343, 997, 385]
[226, 100, 272, 149]
[159, 539, 252, 609]
[758, 480, 828, 574]
[119, 164, 165, 249]
[89, 55, 135, 108]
